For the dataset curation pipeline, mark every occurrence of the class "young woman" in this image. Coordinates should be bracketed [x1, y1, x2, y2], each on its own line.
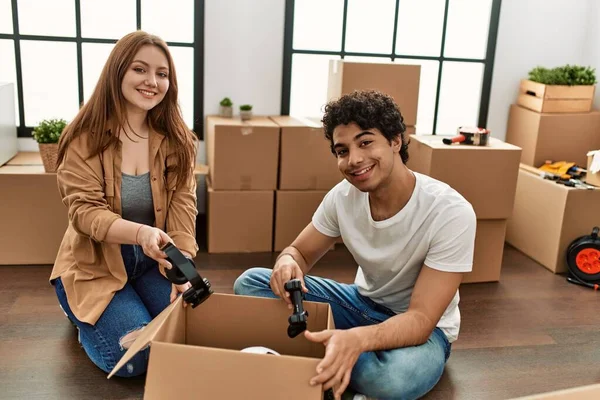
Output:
[50, 30, 199, 377]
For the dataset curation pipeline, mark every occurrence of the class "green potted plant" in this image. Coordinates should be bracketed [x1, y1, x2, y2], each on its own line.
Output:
[32, 118, 67, 173]
[239, 104, 253, 121]
[519, 65, 597, 113]
[219, 97, 233, 118]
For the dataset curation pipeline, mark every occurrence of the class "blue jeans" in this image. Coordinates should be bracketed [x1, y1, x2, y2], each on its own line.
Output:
[234, 267, 451, 400]
[52, 245, 172, 377]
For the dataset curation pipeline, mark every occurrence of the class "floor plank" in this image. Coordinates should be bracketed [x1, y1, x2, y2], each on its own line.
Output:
[1, 244, 599, 399]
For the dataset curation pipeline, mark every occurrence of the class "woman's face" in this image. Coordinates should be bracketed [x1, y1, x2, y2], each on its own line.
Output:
[121, 44, 170, 114]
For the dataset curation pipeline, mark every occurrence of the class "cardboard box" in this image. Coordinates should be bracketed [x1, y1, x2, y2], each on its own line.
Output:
[585, 150, 600, 187]
[109, 293, 335, 399]
[0, 163, 68, 264]
[274, 190, 328, 251]
[206, 179, 274, 253]
[506, 164, 600, 273]
[270, 116, 342, 190]
[327, 60, 420, 126]
[406, 135, 522, 219]
[517, 79, 595, 113]
[505, 104, 600, 168]
[462, 220, 507, 284]
[511, 383, 600, 399]
[206, 116, 280, 190]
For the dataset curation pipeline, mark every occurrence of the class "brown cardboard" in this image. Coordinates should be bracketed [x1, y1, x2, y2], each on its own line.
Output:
[506, 164, 600, 273]
[270, 116, 342, 190]
[406, 135, 522, 219]
[6, 151, 43, 165]
[206, 116, 280, 190]
[206, 179, 274, 253]
[274, 191, 329, 251]
[505, 104, 600, 168]
[585, 151, 600, 187]
[0, 165, 68, 264]
[517, 79, 595, 113]
[462, 220, 507, 284]
[109, 293, 335, 400]
[511, 383, 600, 399]
[327, 60, 420, 126]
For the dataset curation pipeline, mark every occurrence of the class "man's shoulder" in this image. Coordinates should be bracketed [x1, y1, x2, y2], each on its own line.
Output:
[414, 172, 475, 221]
[415, 172, 471, 206]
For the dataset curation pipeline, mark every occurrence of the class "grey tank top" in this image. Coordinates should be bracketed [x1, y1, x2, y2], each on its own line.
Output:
[121, 172, 155, 227]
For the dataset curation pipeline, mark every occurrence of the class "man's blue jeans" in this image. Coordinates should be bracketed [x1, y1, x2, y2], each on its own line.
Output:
[53, 244, 172, 377]
[234, 267, 451, 400]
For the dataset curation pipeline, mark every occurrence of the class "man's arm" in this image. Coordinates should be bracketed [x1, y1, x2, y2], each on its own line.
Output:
[278, 222, 339, 275]
[356, 265, 463, 351]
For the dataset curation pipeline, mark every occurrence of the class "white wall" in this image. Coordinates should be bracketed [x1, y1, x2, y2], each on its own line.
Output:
[583, 0, 600, 108]
[487, 0, 592, 141]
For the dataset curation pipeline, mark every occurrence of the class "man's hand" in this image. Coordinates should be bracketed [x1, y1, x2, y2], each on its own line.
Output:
[305, 329, 364, 399]
[270, 254, 308, 309]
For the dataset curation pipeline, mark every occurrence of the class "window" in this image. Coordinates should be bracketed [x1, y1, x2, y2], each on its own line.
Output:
[0, 0, 204, 138]
[281, 0, 502, 135]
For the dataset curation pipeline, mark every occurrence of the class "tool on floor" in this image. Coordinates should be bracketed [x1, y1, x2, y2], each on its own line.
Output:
[162, 242, 213, 307]
[442, 126, 490, 146]
[566, 227, 600, 291]
[285, 279, 309, 338]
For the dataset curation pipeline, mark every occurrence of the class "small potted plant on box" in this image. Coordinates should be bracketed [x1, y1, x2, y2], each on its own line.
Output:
[32, 118, 67, 173]
[519, 65, 597, 113]
[219, 97, 233, 117]
[239, 104, 253, 121]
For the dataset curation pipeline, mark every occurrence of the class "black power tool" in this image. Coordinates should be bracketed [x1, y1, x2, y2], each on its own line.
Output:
[284, 279, 309, 338]
[566, 227, 600, 290]
[161, 242, 213, 307]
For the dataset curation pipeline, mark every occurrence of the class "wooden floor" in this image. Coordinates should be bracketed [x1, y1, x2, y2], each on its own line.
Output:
[1, 244, 600, 400]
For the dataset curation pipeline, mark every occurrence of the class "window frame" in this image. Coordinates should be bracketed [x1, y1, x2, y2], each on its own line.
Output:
[1, 0, 205, 139]
[280, 0, 502, 134]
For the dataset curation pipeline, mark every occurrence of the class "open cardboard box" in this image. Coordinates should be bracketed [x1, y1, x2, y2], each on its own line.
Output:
[109, 293, 334, 399]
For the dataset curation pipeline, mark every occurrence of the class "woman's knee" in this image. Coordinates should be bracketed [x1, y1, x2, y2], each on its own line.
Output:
[233, 267, 271, 295]
[92, 328, 149, 377]
[109, 348, 149, 378]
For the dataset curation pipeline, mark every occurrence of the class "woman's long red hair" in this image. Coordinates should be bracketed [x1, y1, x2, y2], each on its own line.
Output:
[57, 30, 196, 185]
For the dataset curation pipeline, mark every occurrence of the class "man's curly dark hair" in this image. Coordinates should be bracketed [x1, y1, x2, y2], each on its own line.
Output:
[321, 90, 409, 164]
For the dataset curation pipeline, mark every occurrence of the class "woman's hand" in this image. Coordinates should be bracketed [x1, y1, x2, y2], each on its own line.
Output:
[171, 282, 192, 306]
[136, 225, 173, 270]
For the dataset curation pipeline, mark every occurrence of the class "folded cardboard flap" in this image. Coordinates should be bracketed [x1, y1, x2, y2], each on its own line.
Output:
[108, 297, 186, 378]
[511, 382, 600, 399]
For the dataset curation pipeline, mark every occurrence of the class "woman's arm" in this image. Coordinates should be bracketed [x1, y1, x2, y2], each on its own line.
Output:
[57, 137, 120, 242]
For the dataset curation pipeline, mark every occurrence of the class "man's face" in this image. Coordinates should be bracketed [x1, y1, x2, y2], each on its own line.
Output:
[332, 122, 401, 192]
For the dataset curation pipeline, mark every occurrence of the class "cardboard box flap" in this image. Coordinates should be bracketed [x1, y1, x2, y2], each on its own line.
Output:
[185, 293, 330, 358]
[270, 115, 322, 129]
[420, 135, 521, 151]
[108, 297, 185, 378]
[511, 382, 600, 399]
[145, 342, 323, 400]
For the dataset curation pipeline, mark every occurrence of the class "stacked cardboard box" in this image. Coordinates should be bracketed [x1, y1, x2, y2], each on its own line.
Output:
[327, 60, 420, 133]
[205, 116, 280, 253]
[270, 116, 342, 251]
[0, 152, 68, 264]
[406, 135, 522, 283]
[505, 80, 600, 274]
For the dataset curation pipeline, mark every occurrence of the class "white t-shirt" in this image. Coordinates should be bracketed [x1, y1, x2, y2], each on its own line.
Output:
[312, 172, 476, 343]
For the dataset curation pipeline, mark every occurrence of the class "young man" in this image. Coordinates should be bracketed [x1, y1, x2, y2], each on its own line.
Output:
[234, 90, 476, 400]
